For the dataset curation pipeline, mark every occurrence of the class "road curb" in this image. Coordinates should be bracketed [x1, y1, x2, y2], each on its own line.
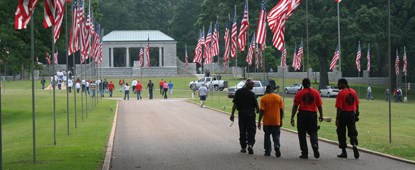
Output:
[102, 102, 119, 170]
[185, 99, 415, 165]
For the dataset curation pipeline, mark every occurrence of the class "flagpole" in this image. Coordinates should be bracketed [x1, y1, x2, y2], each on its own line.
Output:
[30, 15, 36, 163]
[387, 0, 392, 143]
[51, 24, 57, 146]
[405, 47, 407, 100]
[337, 2, 342, 77]
[306, 0, 309, 78]
[73, 54, 77, 128]
[65, 0, 70, 136]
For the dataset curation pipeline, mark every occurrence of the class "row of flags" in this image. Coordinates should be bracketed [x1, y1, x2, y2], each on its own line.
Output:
[136, 38, 151, 68]
[355, 42, 371, 73]
[395, 47, 408, 76]
[14, 0, 103, 66]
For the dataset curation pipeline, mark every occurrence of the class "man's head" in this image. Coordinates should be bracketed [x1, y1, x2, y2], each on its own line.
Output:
[265, 85, 273, 94]
[337, 78, 348, 89]
[302, 78, 311, 88]
[245, 79, 254, 90]
[149, 80, 152, 83]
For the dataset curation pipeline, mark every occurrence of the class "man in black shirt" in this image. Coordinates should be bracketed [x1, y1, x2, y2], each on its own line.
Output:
[230, 79, 259, 154]
[147, 80, 154, 99]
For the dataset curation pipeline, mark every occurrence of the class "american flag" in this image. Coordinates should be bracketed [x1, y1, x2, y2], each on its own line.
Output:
[335, 0, 342, 3]
[204, 24, 213, 64]
[356, 42, 361, 72]
[231, 8, 238, 58]
[54, 51, 59, 65]
[367, 43, 371, 72]
[395, 50, 400, 76]
[78, 0, 86, 59]
[68, 0, 78, 56]
[193, 30, 204, 64]
[146, 37, 150, 68]
[295, 40, 303, 71]
[53, 0, 65, 44]
[223, 15, 231, 66]
[281, 46, 287, 68]
[82, 0, 91, 58]
[330, 45, 340, 70]
[185, 46, 189, 68]
[14, 0, 39, 30]
[139, 48, 144, 67]
[255, 44, 259, 69]
[43, 0, 55, 28]
[92, 23, 101, 62]
[268, 0, 301, 51]
[403, 47, 407, 76]
[238, 0, 250, 52]
[246, 34, 255, 66]
[210, 17, 220, 57]
[292, 44, 297, 69]
[45, 51, 51, 65]
[256, 0, 267, 45]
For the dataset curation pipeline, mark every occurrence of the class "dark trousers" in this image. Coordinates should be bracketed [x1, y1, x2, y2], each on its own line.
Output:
[297, 111, 319, 155]
[41, 83, 45, 89]
[132, 86, 136, 93]
[263, 125, 281, 154]
[109, 90, 113, 97]
[337, 111, 358, 149]
[68, 87, 72, 93]
[160, 86, 163, 94]
[238, 111, 256, 149]
[163, 88, 168, 99]
[124, 90, 129, 100]
[149, 89, 153, 99]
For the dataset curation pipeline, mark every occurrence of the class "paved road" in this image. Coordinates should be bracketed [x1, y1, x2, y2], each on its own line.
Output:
[111, 99, 414, 170]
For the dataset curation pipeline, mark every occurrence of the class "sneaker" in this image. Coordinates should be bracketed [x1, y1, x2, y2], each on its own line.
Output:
[353, 145, 360, 159]
[275, 147, 281, 157]
[240, 148, 247, 153]
[264, 153, 271, 156]
[299, 154, 308, 159]
[337, 152, 347, 158]
[313, 150, 320, 158]
[247, 145, 254, 154]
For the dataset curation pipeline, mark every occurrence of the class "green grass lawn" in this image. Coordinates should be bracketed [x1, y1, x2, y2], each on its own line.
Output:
[1, 81, 117, 169]
[191, 90, 415, 161]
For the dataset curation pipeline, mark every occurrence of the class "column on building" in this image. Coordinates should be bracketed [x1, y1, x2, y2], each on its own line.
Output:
[159, 47, 162, 67]
[110, 47, 114, 68]
[126, 47, 130, 67]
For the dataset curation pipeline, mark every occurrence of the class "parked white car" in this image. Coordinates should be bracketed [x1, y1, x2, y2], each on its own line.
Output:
[227, 80, 268, 98]
[319, 86, 340, 97]
[284, 83, 303, 94]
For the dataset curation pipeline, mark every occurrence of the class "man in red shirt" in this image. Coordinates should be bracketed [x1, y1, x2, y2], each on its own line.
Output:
[335, 78, 360, 159]
[108, 81, 115, 97]
[159, 79, 164, 95]
[136, 80, 143, 100]
[291, 78, 323, 159]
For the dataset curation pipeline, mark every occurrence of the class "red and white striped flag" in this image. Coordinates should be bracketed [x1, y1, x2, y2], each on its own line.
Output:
[54, 51, 59, 65]
[356, 42, 361, 72]
[204, 24, 212, 61]
[14, 0, 39, 30]
[53, 0, 65, 44]
[281, 46, 287, 68]
[238, 0, 250, 52]
[292, 44, 297, 69]
[367, 43, 371, 72]
[255, 44, 259, 69]
[335, 0, 342, 3]
[45, 51, 51, 65]
[68, 0, 78, 56]
[403, 47, 407, 76]
[139, 48, 144, 67]
[330, 45, 340, 70]
[78, 0, 86, 59]
[146, 37, 150, 68]
[395, 50, 400, 76]
[295, 41, 303, 71]
[256, 0, 267, 46]
[223, 15, 231, 66]
[246, 34, 255, 65]
[82, 0, 91, 58]
[43, 0, 55, 28]
[210, 17, 220, 57]
[193, 30, 204, 64]
[231, 8, 238, 58]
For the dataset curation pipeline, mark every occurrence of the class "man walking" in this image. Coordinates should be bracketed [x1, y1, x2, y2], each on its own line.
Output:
[168, 81, 174, 95]
[67, 78, 73, 93]
[198, 83, 208, 107]
[132, 79, 137, 93]
[291, 78, 323, 159]
[163, 81, 169, 99]
[136, 80, 142, 100]
[147, 80, 154, 100]
[230, 79, 259, 155]
[41, 77, 46, 89]
[159, 79, 164, 95]
[108, 81, 115, 97]
[367, 86, 373, 100]
[258, 86, 284, 157]
[335, 78, 360, 159]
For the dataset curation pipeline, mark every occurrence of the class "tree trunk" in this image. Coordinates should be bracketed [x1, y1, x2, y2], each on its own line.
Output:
[319, 48, 329, 89]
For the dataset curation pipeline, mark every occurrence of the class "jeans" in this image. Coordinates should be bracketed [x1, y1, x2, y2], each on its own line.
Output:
[263, 125, 281, 154]
[149, 89, 153, 99]
[297, 111, 319, 155]
[169, 88, 173, 95]
[124, 90, 129, 100]
[337, 111, 358, 149]
[58, 84, 62, 90]
[109, 90, 113, 97]
[68, 87, 72, 93]
[91, 89, 96, 97]
[136, 91, 141, 100]
[77, 88, 80, 93]
[82, 85, 85, 92]
[164, 88, 168, 99]
[100, 88, 104, 97]
[367, 92, 373, 100]
[238, 110, 257, 149]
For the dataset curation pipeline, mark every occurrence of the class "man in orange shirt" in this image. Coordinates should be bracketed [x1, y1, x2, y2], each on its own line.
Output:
[291, 78, 324, 159]
[335, 78, 360, 159]
[159, 79, 164, 95]
[258, 86, 284, 157]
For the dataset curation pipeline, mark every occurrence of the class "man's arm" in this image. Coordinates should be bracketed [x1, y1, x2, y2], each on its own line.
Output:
[258, 110, 264, 130]
[280, 109, 284, 127]
[317, 106, 323, 122]
[336, 108, 342, 127]
[291, 105, 298, 127]
[230, 103, 236, 122]
[355, 104, 360, 122]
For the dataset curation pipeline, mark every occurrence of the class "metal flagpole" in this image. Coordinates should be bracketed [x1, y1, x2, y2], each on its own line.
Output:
[52, 26, 57, 146]
[337, 2, 342, 76]
[235, 5, 238, 68]
[306, 0, 309, 78]
[85, 59, 88, 118]
[30, 15, 37, 163]
[81, 58, 84, 122]
[65, 0, 70, 136]
[404, 46, 407, 100]
[387, 0, 392, 143]
[0, 76, 2, 168]
[73, 53, 77, 128]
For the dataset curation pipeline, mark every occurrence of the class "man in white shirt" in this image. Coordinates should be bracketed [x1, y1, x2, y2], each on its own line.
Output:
[81, 79, 86, 93]
[132, 79, 138, 93]
[198, 83, 208, 107]
[67, 79, 73, 93]
[367, 86, 373, 100]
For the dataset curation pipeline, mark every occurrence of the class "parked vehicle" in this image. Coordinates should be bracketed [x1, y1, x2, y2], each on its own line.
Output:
[319, 86, 340, 97]
[189, 77, 228, 91]
[228, 80, 277, 98]
[284, 83, 303, 94]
